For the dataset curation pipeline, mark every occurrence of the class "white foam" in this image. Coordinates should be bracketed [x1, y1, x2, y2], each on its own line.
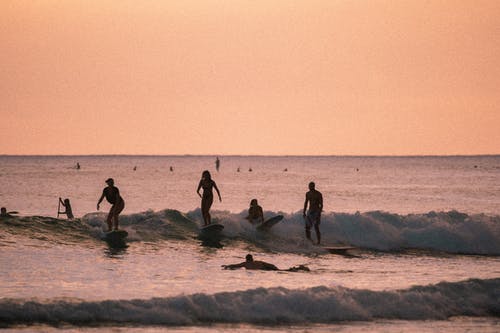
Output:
[1, 278, 498, 326]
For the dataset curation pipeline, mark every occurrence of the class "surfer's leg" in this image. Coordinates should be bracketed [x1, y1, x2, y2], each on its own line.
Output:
[106, 209, 113, 231]
[314, 224, 321, 244]
[113, 200, 125, 230]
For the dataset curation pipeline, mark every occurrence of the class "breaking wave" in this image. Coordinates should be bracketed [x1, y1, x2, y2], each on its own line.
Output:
[1, 209, 499, 255]
[0, 278, 498, 327]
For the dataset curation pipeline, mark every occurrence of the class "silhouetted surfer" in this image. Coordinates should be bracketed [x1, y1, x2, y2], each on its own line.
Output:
[303, 181, 323, 244]
[97, 178, 125, 231]
[246, 199, 264, 224]
[215, 157, 220, 172]
[197, 170, 221, 226]
[222, 254, 309, 272]
[58, 197, 74, 219]
[0, 207, 12, 218]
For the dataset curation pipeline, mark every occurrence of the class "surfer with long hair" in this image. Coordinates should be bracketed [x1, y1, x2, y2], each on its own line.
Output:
[197, 170, 221, 226]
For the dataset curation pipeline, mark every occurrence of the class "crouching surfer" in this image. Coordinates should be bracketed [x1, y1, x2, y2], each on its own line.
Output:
[246, 199, 264, 224]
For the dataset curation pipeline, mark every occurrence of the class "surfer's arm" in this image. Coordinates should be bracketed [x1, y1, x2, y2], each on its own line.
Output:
[222, 263, 245, 270]
[196, 181, 202, 198]
[97, 192, 105, 210]
[319, 193, 323, 212]
[303, 195, 309, 216]
[213, 182, 222, 202]
[59, 197, 65, 206]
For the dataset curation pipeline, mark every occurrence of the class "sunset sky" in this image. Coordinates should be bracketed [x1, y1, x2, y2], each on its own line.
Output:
[1, 0, 499, 155]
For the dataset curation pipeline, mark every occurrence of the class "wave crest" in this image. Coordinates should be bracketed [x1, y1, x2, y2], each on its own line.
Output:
[0, 278, 498, 327]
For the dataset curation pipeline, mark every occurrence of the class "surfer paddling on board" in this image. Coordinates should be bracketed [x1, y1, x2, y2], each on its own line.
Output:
[97, 178, 125, 231]
[246, 199, 264, 224]
[303, 181, 323, 245]
[197, 170, 221, 226]
[222, 254, 310, 272]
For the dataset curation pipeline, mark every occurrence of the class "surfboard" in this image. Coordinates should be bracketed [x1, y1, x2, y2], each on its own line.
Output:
[104, 230, 128, 243]
[200, 223, 224, 232]
[323, 246, 356, 254]
[256, 215, 284, 230]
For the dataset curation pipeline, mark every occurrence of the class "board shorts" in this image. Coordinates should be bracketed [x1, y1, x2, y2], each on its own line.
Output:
[110, 199, 125, 216]
[305, 210, 321, 228]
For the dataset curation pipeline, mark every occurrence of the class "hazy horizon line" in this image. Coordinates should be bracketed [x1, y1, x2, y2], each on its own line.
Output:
[1, 154, 499, 158]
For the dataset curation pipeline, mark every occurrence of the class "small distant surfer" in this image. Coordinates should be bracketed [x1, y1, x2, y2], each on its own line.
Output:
[76, 162, 80, 170]
[303, 181, 323, 245]
[215, 157, 220, 172]
[97, 178, 125, 231]
[222, 254, 309, 272]
[58, 197, 74, 219]
[0, 207, 13, 218]
[197, 170, 221, 226]
[246, 199, 264, 224]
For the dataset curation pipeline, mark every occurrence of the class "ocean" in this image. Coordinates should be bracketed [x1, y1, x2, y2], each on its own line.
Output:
[0, 155, 499, 332]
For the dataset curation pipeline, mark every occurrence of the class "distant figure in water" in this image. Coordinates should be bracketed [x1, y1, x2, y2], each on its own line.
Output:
[170, 166, 174, 172]
[133, 166, 137, 171]
[284, 168, 288, 172]
[246, 199, 264, 224]
[97, 178, 125, 231]
[197, 170, 221, 226]
[76, 162, 80, 170]
[237, 167, 240, 172]
[215, 157, 220, 172]
[58, 198, 74, 219]
[222, 254, 309, 272]
[0, 207, 12, 218]
[249, 167, 252, 172]
[303, 181, 323, 245]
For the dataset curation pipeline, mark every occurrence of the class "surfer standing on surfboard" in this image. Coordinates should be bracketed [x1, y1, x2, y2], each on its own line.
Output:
[97, 178, 125, 231]
[197, 170, 222, 226]
[303, 181, 323, 245]
[246, 199, 264, 224]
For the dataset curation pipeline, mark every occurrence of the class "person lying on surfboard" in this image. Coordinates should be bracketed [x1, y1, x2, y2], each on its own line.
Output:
[246, 199, 264, 224]
[97, 178, 125, 232]
[222, 254, 310, 272]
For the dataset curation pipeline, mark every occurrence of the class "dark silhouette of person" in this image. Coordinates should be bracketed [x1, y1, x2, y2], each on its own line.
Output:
[303, 181, 323, 244]
[222, 254, 310, 272]
[215, 157, 220, 172]
[197, 170, 221, 226]
[170, 166, 174, 172]
[76, 162, 80, 170]
[58, 198, 74, 219]
[97, 178, 125, 231]
[237, 167, 240, 172]
[222, 254, 278, 270]
[0, 207, 12, 218]
[133, 166, 137, 171]
[246, 199, 264, 224]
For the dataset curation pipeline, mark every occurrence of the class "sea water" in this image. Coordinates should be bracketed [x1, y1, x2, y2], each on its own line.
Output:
[0, 155, 499, 332]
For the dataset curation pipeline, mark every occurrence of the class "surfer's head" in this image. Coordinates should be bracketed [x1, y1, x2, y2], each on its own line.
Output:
[309, 181, 315, 190]
[0, 207, 6, 215]
[202, 170, 211, 181]
[250, 199, 258, 206]
[105, 178, 114, 186]
[245, 254, 253, 262]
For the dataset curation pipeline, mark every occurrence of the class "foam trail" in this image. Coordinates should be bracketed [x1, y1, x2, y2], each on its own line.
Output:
[0, 279, 498, 327]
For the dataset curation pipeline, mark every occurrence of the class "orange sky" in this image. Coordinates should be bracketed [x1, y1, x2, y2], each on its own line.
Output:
[1, 0, 499, 155]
